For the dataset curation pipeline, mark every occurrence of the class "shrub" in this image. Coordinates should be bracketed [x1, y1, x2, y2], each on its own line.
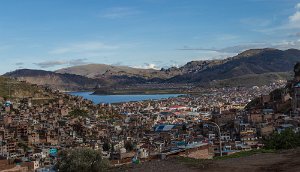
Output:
[57, 148, 109, 172]
[264, 129, 300, 150]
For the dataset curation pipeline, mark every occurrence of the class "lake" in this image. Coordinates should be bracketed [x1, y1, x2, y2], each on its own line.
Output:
[68, 92, 183, 104]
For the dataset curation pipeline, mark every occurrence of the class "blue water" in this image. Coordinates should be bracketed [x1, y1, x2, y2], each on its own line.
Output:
[68, 92, 183, 104]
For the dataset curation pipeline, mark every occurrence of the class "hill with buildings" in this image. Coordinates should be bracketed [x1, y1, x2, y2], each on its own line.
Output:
[245, 62, 300, 112]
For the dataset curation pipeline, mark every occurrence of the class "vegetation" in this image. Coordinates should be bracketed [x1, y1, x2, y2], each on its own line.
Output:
[208, 72, 291, 88]
[175, 156, 213, 169]
[264, 129, 300, 150]
[214, 149, 275, 160]
[18, 141, 30, 152]
[102, 142, 110, 152]
[269, 88, 284, 101]
[57, 148, 109, 172]
[245, 97, 261, 110]
[0, 76, 42, 98]
[124, 141, 134, 152]
[69, 109, 89, 117]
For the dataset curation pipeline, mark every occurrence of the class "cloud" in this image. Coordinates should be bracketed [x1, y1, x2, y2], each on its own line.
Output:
[111, 62, 123, 66]
[286, 3, 300, 29]
[34, 58, 88, 68]
[15, 62, 24, 66]
[50, 41, 118, 54]
[289, 11, 300, 23]
[34, 61, 66, 68]
[272, 39, 300, 49]
[255, 3, 300, 33]
[99, 7, 140, 19]
[177, 44, 267, 54]
[68, 58, 88, 66]
[133, 63, 160, 70]
[296, 3, 300, 9]
[177, 40, 300, 55]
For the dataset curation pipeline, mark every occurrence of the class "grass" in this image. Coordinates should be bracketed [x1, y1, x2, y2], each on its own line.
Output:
[174, 149, 276, 169]
[0, 76, 54, 100]
[175, 149, 276, 168]
[209, 72, 291, 87]
[175, 156, 214, 169]
[214, 149, 276, 160]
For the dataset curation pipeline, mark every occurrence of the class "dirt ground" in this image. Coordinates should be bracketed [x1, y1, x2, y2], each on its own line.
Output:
[113, 148, 300, 172]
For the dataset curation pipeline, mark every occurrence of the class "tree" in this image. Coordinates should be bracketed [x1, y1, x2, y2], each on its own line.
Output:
[102, 142, 110, 152]
[264, 129, 300, 150]
[125, 141, 134, 152]
[69, 109, 89, 117]
[182, 124, 187, 131]
[57, 148, 109, 172]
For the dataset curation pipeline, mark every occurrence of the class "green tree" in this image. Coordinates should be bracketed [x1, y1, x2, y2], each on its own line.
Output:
[264, 129, 300, 150]
[124, 141, 134, 152]
[69, 109, 88, 117]
[57, 148, 109, 172]
[102, 142, 110, 152]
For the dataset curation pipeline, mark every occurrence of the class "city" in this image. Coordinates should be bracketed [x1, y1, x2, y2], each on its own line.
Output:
[1, 0, 300, 172]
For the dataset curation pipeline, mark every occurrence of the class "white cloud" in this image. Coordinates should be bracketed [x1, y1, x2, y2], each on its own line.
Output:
[50, 41, 118, 54]
[289, 11, 300, 23]
[100, 7, 140, 19]
[34, 61, 66, 68]
[34, 58, 88, 68]
[133, 63, 160, 70]
[287, 4, 300, 28]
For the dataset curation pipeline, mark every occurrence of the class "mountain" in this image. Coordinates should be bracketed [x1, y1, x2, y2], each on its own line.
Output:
[56, 64, 176, 79]
[56, 48, 300, 86]
[56, 61, 225, 80]
[3, 48, 299, 91]
[167, 48, 300, 83]
[3, 69, 102, 91]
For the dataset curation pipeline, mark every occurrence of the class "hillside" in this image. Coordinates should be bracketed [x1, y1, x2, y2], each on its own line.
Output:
[56, 48, 299, 86]
[3, 48, 299, 91]
[56, 64, 177, 79]
[168, 48, 300, 83]
[113, 148, 300, 172]
[3, 69, 102, 91]
[206, 72, 292, 87]
[0, 76, 51, 98]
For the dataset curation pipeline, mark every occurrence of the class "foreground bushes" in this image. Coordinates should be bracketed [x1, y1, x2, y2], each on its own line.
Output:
[264, 129, 300, 150]
[57, 148, 109, 172]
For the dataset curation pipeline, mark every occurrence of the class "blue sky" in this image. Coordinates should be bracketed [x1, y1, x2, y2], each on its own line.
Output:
[0, 0, 300, 74]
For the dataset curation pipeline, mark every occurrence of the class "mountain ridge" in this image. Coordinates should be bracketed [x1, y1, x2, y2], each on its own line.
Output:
[3, 48, 300, 90]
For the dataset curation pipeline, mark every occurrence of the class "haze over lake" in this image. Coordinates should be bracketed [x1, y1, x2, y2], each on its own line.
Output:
[69, 92, 183, 104]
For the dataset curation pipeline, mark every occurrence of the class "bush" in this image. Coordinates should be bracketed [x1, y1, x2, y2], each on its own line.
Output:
[264, 129, 300, 150]
[102, 142, 110, 152]
[57, 148, 109, 172]
[69, 109, 88, 117]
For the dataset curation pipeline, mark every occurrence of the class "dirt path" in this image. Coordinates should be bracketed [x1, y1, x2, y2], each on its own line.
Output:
[206, 149, 300, 172]
[113, 148, 300, 172]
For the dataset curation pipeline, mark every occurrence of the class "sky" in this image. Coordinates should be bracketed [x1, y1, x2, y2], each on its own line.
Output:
[0, 0, 300, 74]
